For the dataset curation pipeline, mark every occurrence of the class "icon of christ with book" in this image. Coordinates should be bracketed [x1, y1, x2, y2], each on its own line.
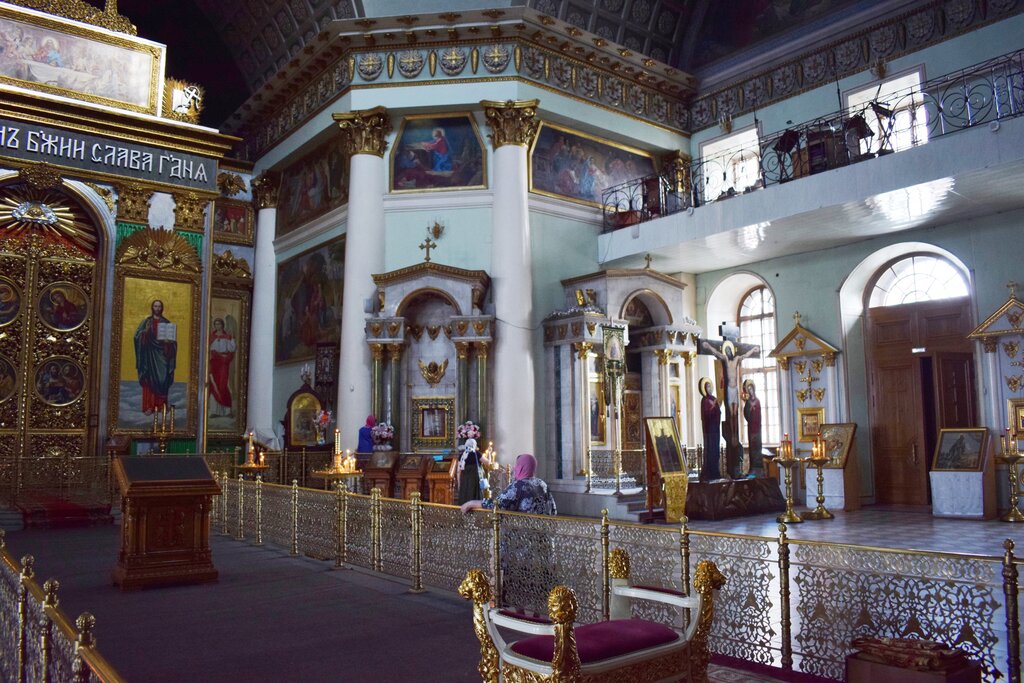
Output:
[134, 299, 177, 414]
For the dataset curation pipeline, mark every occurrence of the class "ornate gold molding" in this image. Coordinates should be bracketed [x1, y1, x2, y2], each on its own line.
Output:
[387, 343, 404, 360]
[474, 341, 490, 359]
[480, 99, 540, 149]
[115, 227, 201, 272]
[172, 192, 207, 232]
[116, 183, 153, 224]
[217, 172, 246, 197]
[418, 358, 448, 386]
[371, 343, 385, 361]
[654, 349, 674, 366]
[84, 182, 115, 213]
[574, 341, 593, 359]
[332, 106, 392, 158]
[211, 250, 252, 280]
[251, 173, 279, 209]
[10, 0, 137, 35]
[456, 341, 470, 359]
[17, 162, 63, 191]
[609, 548, 630, 580]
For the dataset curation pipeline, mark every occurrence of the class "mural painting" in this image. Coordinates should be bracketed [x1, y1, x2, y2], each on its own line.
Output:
[275, 238, 345, 364]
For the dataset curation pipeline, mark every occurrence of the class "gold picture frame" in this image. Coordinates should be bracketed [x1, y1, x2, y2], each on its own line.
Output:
[389, 112, 487, 193]
[411, 396, 455, 451]
[204, 288, 250, 440]
[1009, 398, 1024, 436]
[932, 428, 987, 472]
[0, 4, 164, 115]
[819, 422, 856, 469]
[797, 407, 824, 443]
[212, 198, 255, 246]
[644, 416, 686, 476]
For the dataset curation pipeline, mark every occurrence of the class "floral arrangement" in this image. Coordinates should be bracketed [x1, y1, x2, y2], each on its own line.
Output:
[315, 409, 333, 429]
[457, 420, 481, 440]
[371, 421, 394, 444]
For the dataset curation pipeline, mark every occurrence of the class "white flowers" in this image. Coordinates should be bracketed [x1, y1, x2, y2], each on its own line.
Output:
[457, 421, 481, 439]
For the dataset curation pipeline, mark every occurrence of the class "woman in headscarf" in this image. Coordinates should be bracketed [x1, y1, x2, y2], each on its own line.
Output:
[455, 438, 491, 505]
[357, 415, 375, 453]
[460, 453, 556, 515]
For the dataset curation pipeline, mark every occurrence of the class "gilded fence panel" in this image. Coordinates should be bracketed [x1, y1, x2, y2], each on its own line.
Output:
[608, 523, 682, 626]
[24, 597, 45, 682]
[419, 504, 491, 593]
[379, 498, 412, 579]
[499, 513, 602, 624]
[241, 480, 258, 539]
[296, 488, 336, 560]
[792, 543, 1005, 682]
[690, 533, 779, 666]
[50, 629, 78, 683]
[259, 485, 294, 549]
[345, 494, 374, 570]
[0, 559, 18, 682]
[222, 478, 239, 538]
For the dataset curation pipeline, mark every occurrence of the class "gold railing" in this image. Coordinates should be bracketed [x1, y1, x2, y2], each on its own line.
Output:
[1, 454, 116, 508]
[0, 530, 124, 682]
[211, 474, 1021, 683]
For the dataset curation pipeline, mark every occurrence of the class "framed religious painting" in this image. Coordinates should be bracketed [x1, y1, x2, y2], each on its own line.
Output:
[108, 229, 201, 436]
[932, 428, 987, 472]
[212, 198, 254, 246]
[276, 138, 348, 237]
[0, 4, 164, 115]
[411, 396, 455, 451]
[818, 423, 856, 469]
[204, 289, 250, 439]
[529, 121, 656, 209]
[275, 237, 345, 364]
[390, 113, 486, 193]
[1009, 398, 1024, 437]
[797, 407, 824, 443]
[644, 417, 686, 476]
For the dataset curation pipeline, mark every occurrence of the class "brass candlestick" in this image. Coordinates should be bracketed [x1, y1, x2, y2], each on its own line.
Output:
[774, 435, 803, 524]
[151, 404, 174, 454]
[801, 438, 834, 521]
[998, 430, 1024, 523]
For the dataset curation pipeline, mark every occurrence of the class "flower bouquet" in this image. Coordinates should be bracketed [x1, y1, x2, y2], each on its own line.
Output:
[314, 409, 332, 445]
[457, 421, 481, 441]
[371, 421, 395, 450]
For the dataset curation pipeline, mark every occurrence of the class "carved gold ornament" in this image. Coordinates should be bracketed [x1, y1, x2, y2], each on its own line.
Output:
[172, 192, 207, 232]
[813, 387, 826, 402]
[115, 227, 201, 272]
[1008, 309, 1023, 330]
[1007, 375, 1023, 393]
[796, 389, 809, 404]
[0, 186, 96, 254]
[418, 358, 448, 386]
[251, 173, 279, 209]
[480, 99, 540, 148]
[84, 183, 116, 213]
[609, 548, 630, 579]
[212, 250, 252, 280]
[333, 106, 392, 158]
[1004, 341, 1020, 359]
[12, 0, 136, 35]
[116, 183, 154, 224]
[812, 359, 824, 374]
[217, 173, 246, 197]
[18, 162, 62, 191]
[163, 78, 204, 123]
[795, 336, 807, 351]
[458, 570, 499, 683]
[794, 360, 806, 374]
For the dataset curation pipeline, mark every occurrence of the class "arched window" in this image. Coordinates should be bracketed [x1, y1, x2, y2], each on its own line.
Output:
[868, 254, 969, 308]
[738, 286, 780, 446]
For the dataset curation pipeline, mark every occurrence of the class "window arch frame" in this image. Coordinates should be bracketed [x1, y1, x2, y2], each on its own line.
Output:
[865, 251, 970, 310]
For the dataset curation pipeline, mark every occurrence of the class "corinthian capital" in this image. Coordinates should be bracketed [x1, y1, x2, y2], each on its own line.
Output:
[480, 99, 540, 149]
[251, 173, 279, 209]
[333, 106, 392, 157]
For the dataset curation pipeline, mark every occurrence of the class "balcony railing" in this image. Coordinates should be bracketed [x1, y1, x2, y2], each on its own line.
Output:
[602, 47, 1024, 232]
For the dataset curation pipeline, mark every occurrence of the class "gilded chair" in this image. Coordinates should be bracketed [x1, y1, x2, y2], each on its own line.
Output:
[458, 549, 725, 683]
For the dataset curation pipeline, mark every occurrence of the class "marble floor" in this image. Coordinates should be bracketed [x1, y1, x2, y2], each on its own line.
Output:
[682, 504, 1024, 557]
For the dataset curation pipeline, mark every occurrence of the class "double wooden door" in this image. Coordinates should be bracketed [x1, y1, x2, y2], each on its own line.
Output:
[866, 298, 975, 505]
[0, 185, 99, 499]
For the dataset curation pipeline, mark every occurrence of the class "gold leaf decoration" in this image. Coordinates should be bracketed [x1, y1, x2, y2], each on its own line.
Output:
[18, 162, 62, 190]
[794, 360, 806, 374]
[1007, 375, 1024, 393]
[418, 358, 448, 386]
[1004, 341, 1020, 359]
[813, 387, 826, 402]
[217, 173, 247, 197]
[116, 183, 153, 224]
[1008, 309, 1023, 330]
[796, 389, 809, 404]
[0, 186, 96, 254]
[172, 192, 207, 232]
[115, 227, 201, 272]
[212, 250, 252, 280]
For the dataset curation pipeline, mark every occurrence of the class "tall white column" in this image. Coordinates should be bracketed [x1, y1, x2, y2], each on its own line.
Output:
[246, 174, 279, 447]
[332, 107, 390, 449]
[482, 99, 540, 461]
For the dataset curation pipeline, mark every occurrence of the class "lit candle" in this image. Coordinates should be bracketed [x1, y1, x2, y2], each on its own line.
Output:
[333, 451, 342, 471]
[334, 428, 341, 456]
[259, 452, 265, 465]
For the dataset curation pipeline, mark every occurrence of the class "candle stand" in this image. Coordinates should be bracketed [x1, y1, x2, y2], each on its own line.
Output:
[774, 435, 803, 524]
[997, 432, 1024, 522]
[801, 440, 834, 521]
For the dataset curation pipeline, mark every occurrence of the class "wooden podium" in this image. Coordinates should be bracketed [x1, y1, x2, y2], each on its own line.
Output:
[426, 457, 456, 504]
[397, 454, 433, 500]
[112, 457, 221, 591]
[363, 450, 399, 498]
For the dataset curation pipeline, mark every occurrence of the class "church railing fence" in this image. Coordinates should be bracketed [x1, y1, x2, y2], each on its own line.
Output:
[586, 448, 646, 493]
[1, 454, 116, 510]
[0, 530, 124, 683]
[602, 46, 1024, 232]
[210, 474, 1021, 683]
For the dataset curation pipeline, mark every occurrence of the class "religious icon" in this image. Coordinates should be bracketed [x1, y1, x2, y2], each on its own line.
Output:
[212, 199, 255, 245]
[645, 417, 685, 475]
[134, 299, 177, 415]
[421, 408, 446, 438]
[391, 114, 486, 192]
[797, 407, 824, 442]
[0, 277, 20, 326]
[38, 282, 88, 331]
[35, 356, 85, 406]
[932, 428, 987, 471]
[0, 355, 17, 402]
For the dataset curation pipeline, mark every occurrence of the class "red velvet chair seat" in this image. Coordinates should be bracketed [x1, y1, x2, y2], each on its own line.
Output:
[510, 618, 680, 664]
[497, 609, 552, 625]
[632, 584, 687, 597]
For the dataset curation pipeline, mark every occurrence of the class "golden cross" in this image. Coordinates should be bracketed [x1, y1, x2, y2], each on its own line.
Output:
[644, 253, 653, 269]
[419, 236, 436, 262]
[793, 311, 802, 326]
[1009, 281, 1019, 299]
[799, 371, 818, 388]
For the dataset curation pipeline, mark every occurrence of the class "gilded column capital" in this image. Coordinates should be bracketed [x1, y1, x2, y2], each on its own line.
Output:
[333, 106, 392, 158]
[778, 357, 789, 371]
[370, 343, 385, 361]
[679, 351, 693, 367]
[115, 182, 153, 224]
[982, 338, 998, 353]
[480, 99, 540, 149]
[573, 341, 593, 359]
[18, 162, 63, 191]
[172, 191, 207, 232]
[387, 343, 404, 360]
[251, 173, 279, 209]
[654, 349, 673, 365]
[456, 341, 471, 359]
[474, 341, 490, 359]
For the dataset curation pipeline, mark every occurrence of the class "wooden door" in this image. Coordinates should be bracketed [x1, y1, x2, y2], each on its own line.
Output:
[866, 298, 974, 505]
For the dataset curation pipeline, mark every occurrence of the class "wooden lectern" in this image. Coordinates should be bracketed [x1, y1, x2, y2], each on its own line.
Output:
[397, 454, 433, 500]
[363, 450, 399, 497]
[112, 456, 221, 591]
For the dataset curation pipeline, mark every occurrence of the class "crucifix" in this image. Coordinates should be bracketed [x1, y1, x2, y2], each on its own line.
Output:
[698, 323, 761, 479]
[419, 236, 436, 262]
[643, 253, 653, 270]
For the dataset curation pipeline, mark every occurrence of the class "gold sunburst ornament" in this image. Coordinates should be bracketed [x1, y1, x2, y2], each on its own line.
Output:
[0, 187, 97, 254]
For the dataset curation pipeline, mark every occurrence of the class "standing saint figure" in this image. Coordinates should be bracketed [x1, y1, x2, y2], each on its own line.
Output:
[699, 377, 722, 481]
[207, 317, 236, 417]
[743, 380, 762, 475]
[134, 299, 177, 414]
[702, 340, 760, 477]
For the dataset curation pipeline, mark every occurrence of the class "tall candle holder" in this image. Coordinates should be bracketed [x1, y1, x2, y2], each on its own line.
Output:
[151, 404, 175, 454]
[997, 429, 1024, 523]
[801, 437, 834, 521]
[774, 434, 803, 524]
